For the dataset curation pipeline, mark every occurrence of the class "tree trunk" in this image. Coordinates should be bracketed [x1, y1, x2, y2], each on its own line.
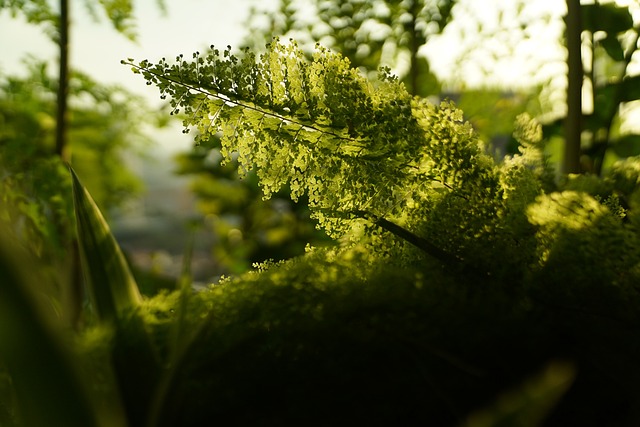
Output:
[55, 0, 69, 161]
[55, 0, 83, 328]
[564, 0, 582, 174]
[407, 0, 420, 96]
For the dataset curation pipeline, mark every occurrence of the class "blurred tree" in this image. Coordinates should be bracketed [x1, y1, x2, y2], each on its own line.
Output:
[0, 61, 161, 323]
[564, 0, 640, 175]
[0, 0, 162, 159]
[436, 0, 640, 175]
[0, 59, 152, 241]
[245, 0, 456, 97]
[0, 0, 165, 324]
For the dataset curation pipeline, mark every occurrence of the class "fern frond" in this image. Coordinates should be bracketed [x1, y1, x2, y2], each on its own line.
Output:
[125, 39, 511, 270]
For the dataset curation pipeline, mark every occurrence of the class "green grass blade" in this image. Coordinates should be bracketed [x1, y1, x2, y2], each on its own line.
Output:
[70, 167, 142, 321]
[0, 231, 98, 427]
[71, 167, 163, 425]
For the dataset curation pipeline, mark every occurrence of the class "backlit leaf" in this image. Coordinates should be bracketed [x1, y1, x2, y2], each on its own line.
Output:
[70, 166, 141, 321]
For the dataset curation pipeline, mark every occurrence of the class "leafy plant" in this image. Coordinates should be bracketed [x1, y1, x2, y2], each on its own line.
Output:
[0, 0, 167, 326]
[121, 40, 640, 424]
[547, 0, 640, 175]
[0, 60, 155, 323]
[124, 40, 541, 276]
[3, 38, 640, 427]
[245, 0, 455, 96]
[176, 0, 462, 274]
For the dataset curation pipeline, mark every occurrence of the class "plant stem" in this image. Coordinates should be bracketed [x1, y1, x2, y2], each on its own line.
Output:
[407, 0, 420, 96]
[564, 0, 582, 174]
[55, 0, 83, 328]
[55, 0, 69, 162]
[591, 27, 640, 176]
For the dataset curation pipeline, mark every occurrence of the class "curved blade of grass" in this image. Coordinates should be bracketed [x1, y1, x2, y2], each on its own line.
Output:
[70, 167, 141, 321]
[71, 167, 162, 425]
[0, 230, 99, 427]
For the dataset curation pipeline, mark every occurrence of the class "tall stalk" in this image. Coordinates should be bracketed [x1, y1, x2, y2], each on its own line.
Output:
[406, 0, 420, 96]
[564, 0, 582, 174]
[55, 0, 83, 327]
[55, 0, 69, 161]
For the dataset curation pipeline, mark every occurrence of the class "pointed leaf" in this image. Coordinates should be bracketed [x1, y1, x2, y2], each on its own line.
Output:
[71, 168, 163, 424]
[601, 34, 625, 62]
[70, 167, 141, 322]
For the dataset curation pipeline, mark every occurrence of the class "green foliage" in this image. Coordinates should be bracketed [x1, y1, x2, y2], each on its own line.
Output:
[124, 41, 547, 277]
[71, 167, 142, 321]
[0, 0, 167, 259]
[0, 0, 57, 38]
[543, 1, 640, 175]
[128, 41, 425, 248]
[0, 61, 150, 262]
[0, 0, 166, 40]
[464, 362, 575, 427]
[0, 172, 166, 426]
[454, 90, 539, 156]
[175, 0, 460, 274]
[244, 0, 454, 95]
[4, 38, 640, 427]
[126, 36, 640, 288]
[1, 0, 167, 325]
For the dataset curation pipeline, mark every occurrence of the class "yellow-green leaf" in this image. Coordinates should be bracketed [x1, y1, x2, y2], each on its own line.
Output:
[70, 167, 141, 322]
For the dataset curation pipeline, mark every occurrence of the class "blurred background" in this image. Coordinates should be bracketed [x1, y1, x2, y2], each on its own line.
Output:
[2, 0, 639, 289]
